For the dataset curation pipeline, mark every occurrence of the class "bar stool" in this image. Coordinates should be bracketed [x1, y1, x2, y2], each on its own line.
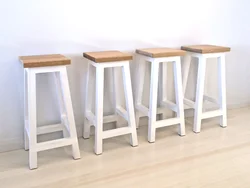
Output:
[181, 45, 231, 133]
[83, 51, 138, 155]
[135, 48, 186, 143]
[20, 54, 80, 169]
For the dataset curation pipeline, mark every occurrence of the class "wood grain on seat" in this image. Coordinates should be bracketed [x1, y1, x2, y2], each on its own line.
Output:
[83, 51, 132, 63]
[136, 48, 186, 58]
[19, 54, 70, 68]
[181, 45, 231, 54]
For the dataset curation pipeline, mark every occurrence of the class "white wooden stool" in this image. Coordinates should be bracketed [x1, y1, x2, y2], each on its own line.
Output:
[135, 48, 186, 143]
[83, 51, 138, 155]
[20, 54, 80, 169]
[181, 45, 231, 133]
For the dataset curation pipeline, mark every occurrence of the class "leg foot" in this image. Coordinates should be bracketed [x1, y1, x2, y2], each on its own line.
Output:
[178, 134, 186, 137]
[72, 140, 81, 160]
[29, 151, 37, 170]
[148, 120, 156, 143]
[94, 142, 103, 155]
[130, 130, 138, 147]
[220, 125, 227, 128]
[148, 140, 155, 144]
[193, 130, 201, 134]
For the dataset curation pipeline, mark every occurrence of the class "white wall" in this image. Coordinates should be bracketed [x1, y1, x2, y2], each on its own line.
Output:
[0, 0, 249, 152]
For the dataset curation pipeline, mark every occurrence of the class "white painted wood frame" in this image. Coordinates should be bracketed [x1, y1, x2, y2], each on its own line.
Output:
[135, 54, 186, 143]
[182, 52, 227, 133]
[24, 66, 80, 170]
[83, 59, 138, 155]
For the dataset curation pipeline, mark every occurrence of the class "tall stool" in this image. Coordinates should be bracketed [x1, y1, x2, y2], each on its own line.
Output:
[181, 45, 231, 133]
[135, 48, 186, 143]
[83, 51, 138, 155]
[20, 54, 80, 169]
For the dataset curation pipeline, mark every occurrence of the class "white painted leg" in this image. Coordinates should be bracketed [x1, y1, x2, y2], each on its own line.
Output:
[59, 67, 80, 159]
[194, 56, 207, 133]
[95, 66, 104, 155]
[160, 62, 168, 120]
[122, 63, 138, 147]
[83, 62, 92, 138]
[27, 69, 37, 169]
[218, 54, 227, 128]
[148, 60, 160, 143]
[134, 56, 146, 128]
[173, 58, 185, 136]
[112, 67, 124, 128]
[54, 72, 69, 138]
[24, 69, 29, 150]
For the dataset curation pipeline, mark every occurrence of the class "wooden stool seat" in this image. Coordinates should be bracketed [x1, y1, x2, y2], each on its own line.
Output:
[83, 51, 132, 63]
[19, 54, 70, 68]
[181, 45, 231, 54]
[136, 48, 186, 58]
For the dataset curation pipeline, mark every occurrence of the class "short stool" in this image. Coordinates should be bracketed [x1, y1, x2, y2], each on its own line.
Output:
[181, 45, 231, 133]
[135, 48, 186, 143]
[20, 54, 80, 169]
[83, 51, 138, 155]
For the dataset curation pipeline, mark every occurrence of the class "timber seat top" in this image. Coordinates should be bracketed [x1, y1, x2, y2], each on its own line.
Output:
[136, 48, 186, 58]
[19, 54, 70, 68]
[181, 45, 231, 54]
[83, 51, 132, 63]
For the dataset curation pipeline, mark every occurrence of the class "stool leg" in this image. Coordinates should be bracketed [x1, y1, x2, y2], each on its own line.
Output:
[27, 69, 37, 169]
[83, 62, 92, 139]
[54, 72, 69, 138]
[59, 67, 80, 159]
[95, 66, 104, 155]
[194, 56, 207, 133]
[160, 62, 168, 119]
[134, 56, 146, 128]
[122, 63, 138, 147]
[218, 54, 227, 127]
[148, 60, 160, 143]
[112, 67, 124, 128]
[24, 69, 29, 150]
[173, 58, 185, 136]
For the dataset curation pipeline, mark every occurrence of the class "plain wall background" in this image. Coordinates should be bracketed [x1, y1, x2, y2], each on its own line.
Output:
[0, 0, 249, 152]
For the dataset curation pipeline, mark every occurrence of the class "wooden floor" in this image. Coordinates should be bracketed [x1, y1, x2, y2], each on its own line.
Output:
[1, 107, 250, 188]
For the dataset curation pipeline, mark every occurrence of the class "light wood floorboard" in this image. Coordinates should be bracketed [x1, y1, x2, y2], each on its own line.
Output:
[1, 107, 250, 187]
